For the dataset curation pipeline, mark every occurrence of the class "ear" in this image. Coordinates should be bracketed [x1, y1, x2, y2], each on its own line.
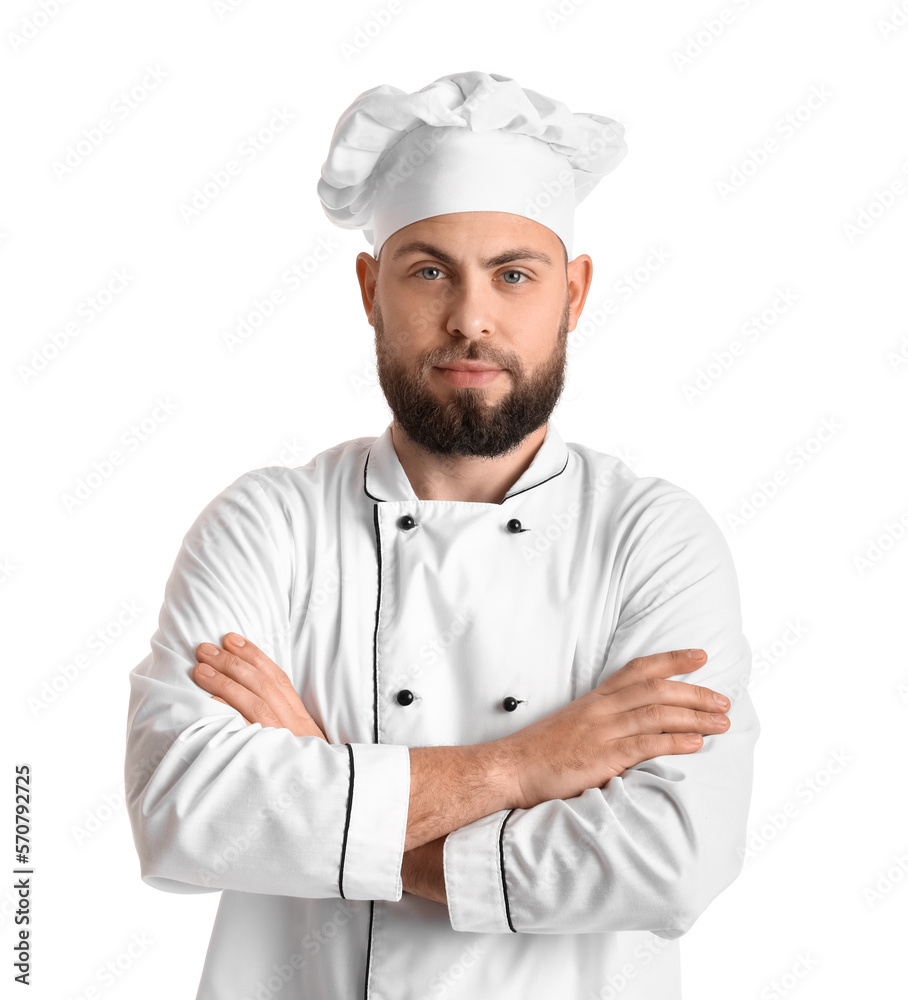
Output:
[356, 252, 379, 325]
[565, 254, 593, 332]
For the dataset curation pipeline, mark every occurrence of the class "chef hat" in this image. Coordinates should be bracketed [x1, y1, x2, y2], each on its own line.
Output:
[316, 70, 628, 259]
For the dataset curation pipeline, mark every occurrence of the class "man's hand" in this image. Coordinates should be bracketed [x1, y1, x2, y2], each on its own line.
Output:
[191, 633, 328, 741]
[492, 648, 731, 811]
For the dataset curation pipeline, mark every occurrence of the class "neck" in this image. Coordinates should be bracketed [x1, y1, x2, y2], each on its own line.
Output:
[390, 421, 548, 504]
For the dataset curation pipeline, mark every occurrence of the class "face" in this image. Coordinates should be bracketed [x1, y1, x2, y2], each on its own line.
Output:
[356, 212, 592, 459]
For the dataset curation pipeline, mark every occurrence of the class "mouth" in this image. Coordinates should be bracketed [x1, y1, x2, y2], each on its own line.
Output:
[434, 364, 504, 388]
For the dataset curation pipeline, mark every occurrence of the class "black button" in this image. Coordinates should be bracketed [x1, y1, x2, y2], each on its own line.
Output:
[396, 689, 415, 706]
[502, 696, 520, 712]
[506, 518, 523, 533]
[397, 515, 417, 531]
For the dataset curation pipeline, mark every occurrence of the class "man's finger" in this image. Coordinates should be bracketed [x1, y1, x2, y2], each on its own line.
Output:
[193, 637, 329, 742]
[595, 649, 708, 696]
[222, 633, 282, 674]
[195, 639, 304, 723]
[219, 633, 326, 730]
[194, 660, 283, 729]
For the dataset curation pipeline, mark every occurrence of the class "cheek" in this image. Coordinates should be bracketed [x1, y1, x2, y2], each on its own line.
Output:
[407, 293, 455, 337]
[510, 304, 562, 349]
[376, 319, 431, 363]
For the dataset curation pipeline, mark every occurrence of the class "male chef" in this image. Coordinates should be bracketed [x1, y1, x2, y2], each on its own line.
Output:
[125, 71, 760, 1000]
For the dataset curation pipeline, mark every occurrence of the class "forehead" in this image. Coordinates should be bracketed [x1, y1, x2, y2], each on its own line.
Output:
[383, 211, 563, 263]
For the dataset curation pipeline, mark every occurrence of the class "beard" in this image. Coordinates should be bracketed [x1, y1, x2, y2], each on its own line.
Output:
[373, 296, 570, 459]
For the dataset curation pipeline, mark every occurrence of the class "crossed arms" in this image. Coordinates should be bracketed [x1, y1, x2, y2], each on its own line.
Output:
[190, 635, 732, 908]
[124, 471, 759, 935]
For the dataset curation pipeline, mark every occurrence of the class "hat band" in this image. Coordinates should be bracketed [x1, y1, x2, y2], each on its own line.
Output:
[372, 125, 575, 257]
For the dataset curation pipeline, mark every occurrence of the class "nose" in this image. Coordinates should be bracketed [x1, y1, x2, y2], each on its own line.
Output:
[443, 273, 497, 341]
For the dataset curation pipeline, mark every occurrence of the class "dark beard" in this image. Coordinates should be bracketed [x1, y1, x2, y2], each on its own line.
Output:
[373, 296, 569, 458]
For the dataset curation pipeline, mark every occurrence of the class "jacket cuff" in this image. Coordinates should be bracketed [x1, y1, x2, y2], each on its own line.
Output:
[339, 742, 410, 901]
[443, 808, 516, 932]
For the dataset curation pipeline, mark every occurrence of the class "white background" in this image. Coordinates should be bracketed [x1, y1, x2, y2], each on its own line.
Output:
[4, 0, 907, 997]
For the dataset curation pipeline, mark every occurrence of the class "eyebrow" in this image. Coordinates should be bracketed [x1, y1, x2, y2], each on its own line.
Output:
[389, 240, 554, 270]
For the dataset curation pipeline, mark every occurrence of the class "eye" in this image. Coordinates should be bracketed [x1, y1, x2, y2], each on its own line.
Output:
[415, 266, 446, 280]
[500, 270, 529, 284]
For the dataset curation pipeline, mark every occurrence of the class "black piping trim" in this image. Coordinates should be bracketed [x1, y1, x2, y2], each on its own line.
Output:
[338, 743, 355, 899]
[363, 447, 384, 500]
[361, 504, 382, 1000]
[499, 808, 517, 932]
[370, 504, 381, 744]
[502, 454, 569, 501]
[362, 900, 375, 998]
[362, 444, 570, 504]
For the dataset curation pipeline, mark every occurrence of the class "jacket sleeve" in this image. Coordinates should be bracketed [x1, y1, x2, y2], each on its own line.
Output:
[442, 493, 760, 936]
[124, 470, 410, 900]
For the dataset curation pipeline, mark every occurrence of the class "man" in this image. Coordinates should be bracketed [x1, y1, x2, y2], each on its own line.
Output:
[125, 71, 759, 999]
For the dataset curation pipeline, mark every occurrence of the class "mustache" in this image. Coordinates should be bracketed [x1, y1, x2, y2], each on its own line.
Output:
[421, 346, 516, 370]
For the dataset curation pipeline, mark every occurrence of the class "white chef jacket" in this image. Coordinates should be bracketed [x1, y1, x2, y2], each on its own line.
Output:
[125, 419, 759, 1000]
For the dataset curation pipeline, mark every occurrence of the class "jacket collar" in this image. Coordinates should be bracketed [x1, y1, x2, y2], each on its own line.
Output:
[363, 420, 570, 504]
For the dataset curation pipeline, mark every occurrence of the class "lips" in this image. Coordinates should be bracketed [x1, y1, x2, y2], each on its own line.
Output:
[437, 363, 502, 372]
[435, 365, 504, 388]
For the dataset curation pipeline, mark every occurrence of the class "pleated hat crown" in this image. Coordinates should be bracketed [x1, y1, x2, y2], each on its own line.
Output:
[316, 70, 628, 258]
